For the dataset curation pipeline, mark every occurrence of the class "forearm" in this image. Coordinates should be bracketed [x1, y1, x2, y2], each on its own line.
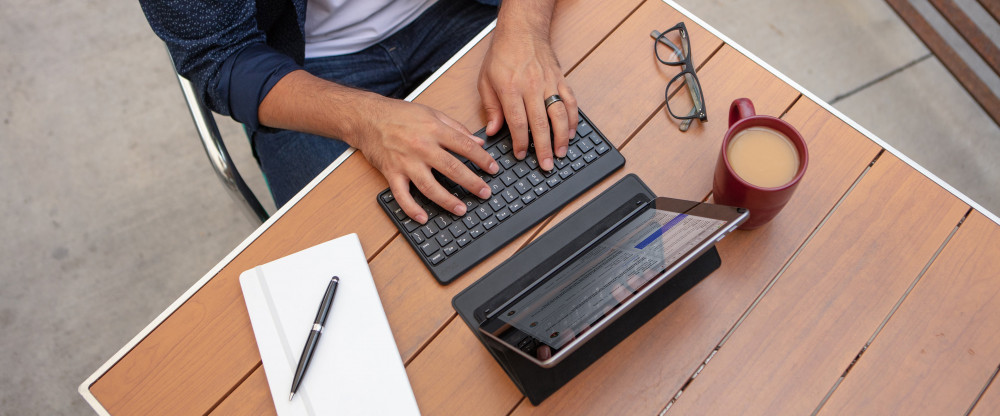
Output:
[257, 69, 383, 148]
[494, 0, 557, 41]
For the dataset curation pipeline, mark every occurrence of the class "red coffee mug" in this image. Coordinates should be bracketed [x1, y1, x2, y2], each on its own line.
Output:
[713, 98, 808, 230]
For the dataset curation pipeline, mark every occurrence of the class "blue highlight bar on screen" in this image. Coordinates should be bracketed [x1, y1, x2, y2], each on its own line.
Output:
[635, 214, 688, 249]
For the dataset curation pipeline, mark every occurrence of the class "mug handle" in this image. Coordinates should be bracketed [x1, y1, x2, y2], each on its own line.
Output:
[729, 98, 756, 127]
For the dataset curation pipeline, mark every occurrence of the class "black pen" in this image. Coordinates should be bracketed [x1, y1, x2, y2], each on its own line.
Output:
[289, 275, 340, 401]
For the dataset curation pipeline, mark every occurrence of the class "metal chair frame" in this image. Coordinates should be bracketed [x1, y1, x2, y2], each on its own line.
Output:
[168, 52, 270, 223]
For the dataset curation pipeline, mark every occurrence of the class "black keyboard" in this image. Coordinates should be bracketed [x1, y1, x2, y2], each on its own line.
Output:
[377, 110, 625, 284]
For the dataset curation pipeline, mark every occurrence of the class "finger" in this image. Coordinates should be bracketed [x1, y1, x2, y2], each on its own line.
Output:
[499, 92, 531, 160]
[528, 97, 554, 171]
[546, 98, 570, 159]
[435, 110, 486, 147]
[411, 166, 467, 217]
[388, 177, 427, 224]
[559, 83, 580, 139]
[439, 131, 495, 199]
[478, 77, 505, 137]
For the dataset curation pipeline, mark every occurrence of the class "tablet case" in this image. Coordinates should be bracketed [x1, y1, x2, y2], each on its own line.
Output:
[452, 174, 722, 405]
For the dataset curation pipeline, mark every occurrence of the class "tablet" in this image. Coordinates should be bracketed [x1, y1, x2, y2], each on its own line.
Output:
[477, 196, 747, 367]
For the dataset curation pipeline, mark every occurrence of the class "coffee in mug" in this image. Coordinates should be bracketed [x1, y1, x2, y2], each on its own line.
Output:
[713, 98, 808, 230]
[725, 126, 800, 188]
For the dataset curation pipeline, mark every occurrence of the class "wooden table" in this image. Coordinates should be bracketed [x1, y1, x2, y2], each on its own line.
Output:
[81, 1, 1000, 414]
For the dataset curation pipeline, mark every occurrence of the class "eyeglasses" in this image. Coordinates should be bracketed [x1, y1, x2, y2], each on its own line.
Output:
[651, 22, 707, 131]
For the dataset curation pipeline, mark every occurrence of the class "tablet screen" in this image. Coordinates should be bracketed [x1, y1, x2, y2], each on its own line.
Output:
[493, 205, 726, 350]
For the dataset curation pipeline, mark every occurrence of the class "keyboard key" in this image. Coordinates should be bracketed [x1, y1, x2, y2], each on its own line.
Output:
[449, 223, 466, 238]
[489, 179, 504, 195]
[521, 192, 536, 205]
[421, 223, 439, 239]
[442, 243, 458, 256]
[380, 192, 394, 203]
[401, 219, 419, 232]
[559, 168, 574, 179]
[435, 233, 453, 246]
[567, 146, 582, 161]
[410, 232, 425, 244]
[514, 179, 531, 195]
[502, 189, 519, 203]
[434, 216, 451, 229]
[546, 176, 561, 188]
[554, 157, 569, 169]
[513, 164, 531, 178]
[509, 200, 524, 213]
[589, 133, 604, 146]
[392, 206, 406, 221]
[489, 197, 505, 212]
[496, 207, 512, 221]
[577, 140, 594, 153]
[463, 196, 478, 212]
[583, 151, 598, 163]
[525, 154, 539, 170]
[420, 242, 438, 256]
[500, 171, 518, 186]
[571, 160, 586, 171]
[534, 184, 549, 196]
[488, 147, 502, 160]
[456, 235, 472, 247]
[595, 143, 610, 155]
[469, 225, 485, 238]
[475, 206, 492, 220]
[499, 154, 517, 169]
[463, 215, 480, 228]
[428, 251, 446, 265]
[577, 120, 593, 137]
[497, 141, 512, 154]
[527, 172, 544, 186]
[483, 216, 499, 230]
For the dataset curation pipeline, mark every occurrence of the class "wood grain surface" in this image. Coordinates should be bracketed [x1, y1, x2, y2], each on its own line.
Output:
[818, 211, 1000, 415]
[665, 154, 970, 415]
[971, 373, 1000, 415]
[208, 365, 275, 416]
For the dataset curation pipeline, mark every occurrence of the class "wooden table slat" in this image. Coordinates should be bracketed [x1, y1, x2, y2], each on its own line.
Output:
[666, 154, 970, 415]
[971, 371, 1000, 415]
[818, 211, 1000, 415]
[208, 365, 276, 416]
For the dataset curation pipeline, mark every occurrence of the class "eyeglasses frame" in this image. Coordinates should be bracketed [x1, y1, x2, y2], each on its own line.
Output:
[651, 22, 707, 131]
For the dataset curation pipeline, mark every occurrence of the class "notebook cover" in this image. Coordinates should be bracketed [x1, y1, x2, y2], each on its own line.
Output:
[240, 234, 420, 416]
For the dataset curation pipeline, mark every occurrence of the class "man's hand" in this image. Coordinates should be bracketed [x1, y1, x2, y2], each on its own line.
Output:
[258, 70, 498, 224]
[478, 0, 578, 172]
[358, 98, 499, 224]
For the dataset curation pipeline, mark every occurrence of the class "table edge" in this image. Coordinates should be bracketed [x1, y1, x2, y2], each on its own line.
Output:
[79, 2, 999, 413]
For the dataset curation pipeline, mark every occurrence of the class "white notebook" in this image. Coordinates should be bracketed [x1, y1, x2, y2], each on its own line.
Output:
[239, 233, 420, 416]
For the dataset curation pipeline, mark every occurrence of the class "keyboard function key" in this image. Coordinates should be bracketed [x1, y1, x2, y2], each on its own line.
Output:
[442, 243, 458, 256]
[456, 235, 472, 247]
[483, 216, 499, 230]
[380, 192, 394, 203]
[496, 207, 512, 222]
[469, 225, 485, 238]
[571, 160, 586, 171]
[533, 184, 549, 196]
[546, 177, 561, 188]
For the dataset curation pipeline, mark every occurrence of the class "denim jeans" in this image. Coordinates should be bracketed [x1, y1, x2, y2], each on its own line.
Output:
[253, 0, 498, 208]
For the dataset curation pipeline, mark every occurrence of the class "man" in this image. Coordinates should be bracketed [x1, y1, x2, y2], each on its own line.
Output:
[141, 0, 578, 224]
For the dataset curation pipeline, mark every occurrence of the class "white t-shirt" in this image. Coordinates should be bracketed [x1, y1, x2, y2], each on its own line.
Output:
[304, 0, 439, 58]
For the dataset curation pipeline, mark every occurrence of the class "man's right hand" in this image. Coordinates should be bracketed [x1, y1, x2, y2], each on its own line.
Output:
[258, 70, 498, 224]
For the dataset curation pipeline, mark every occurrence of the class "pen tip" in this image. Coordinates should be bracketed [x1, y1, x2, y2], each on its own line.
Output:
[289, 393, 295, 401]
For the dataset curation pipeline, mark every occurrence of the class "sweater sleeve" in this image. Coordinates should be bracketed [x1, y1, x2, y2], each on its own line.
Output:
[138, 0, 302, 130]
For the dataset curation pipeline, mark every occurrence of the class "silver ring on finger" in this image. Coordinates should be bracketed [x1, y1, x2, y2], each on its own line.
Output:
[544, 94, 562, 110]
